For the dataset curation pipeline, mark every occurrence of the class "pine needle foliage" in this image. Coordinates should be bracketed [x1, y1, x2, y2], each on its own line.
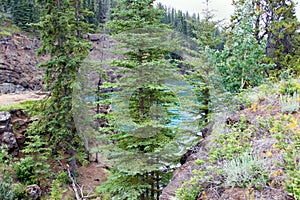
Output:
[30, 0, 91, 171]
[96, 1, 198, 199]
[14, 135, 51, 185]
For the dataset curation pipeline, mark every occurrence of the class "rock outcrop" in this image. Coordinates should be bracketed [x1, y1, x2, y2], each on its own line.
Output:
[0, 110, 31, 154]
[0, 34, 45, 93]
[10, 109, 31, 149]
[0, 111, 19, 155]
[160, 125, 213, 200]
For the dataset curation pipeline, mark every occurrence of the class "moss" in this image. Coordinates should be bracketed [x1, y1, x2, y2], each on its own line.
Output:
[0, 12, 21, 36]
[0, 100, 39, 116]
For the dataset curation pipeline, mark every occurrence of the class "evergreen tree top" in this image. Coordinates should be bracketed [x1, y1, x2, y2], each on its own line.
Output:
[106, 0, 166, 34]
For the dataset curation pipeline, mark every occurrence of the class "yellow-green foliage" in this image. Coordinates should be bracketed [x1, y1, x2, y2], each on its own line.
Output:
[209, 115, 252, 162]
[0, 13, 20, 36]
[49, 179, 67, 200]
[176, 160, 207, 200]
[279, 79, 300, 96]
[270, 114, 300, 199]
[0, 100, 40, 116]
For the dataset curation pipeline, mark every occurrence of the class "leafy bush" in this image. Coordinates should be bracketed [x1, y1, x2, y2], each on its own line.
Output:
[14, 157, 36, 184]
[14, 135, 50, 184]
[281, 92, 299, 114]
[176, 159, 214, 200]
[0, 172, 16, 200]
[176, 169, 204, 200]
[49, 179, 67, 200]
[209, 115, 252, 162]
[222, 152, 268, 189]
[0, 147, 18, 200]
[287, 170, 300, 200]
[272, 114, 300, 199]
[279, 79, 300, 96]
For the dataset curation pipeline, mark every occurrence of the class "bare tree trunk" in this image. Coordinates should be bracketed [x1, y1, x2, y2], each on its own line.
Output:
[98, 0, 104, 23]
[75, 0, 81, 37]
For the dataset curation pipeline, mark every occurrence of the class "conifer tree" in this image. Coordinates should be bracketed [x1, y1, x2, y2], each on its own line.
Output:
[193, 0, 223, 50]
[96, 0, 197, 199]
[1, 0, 40, 31]
[232, 0, 300, 76]
[186, 0, 224, 124]
[31, 0, 91, 172]
[0, 0, 12, 12]
[262, 0, 300, 75]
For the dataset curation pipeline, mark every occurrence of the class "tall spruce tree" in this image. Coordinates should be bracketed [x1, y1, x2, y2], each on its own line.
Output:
[193, 0, 223, 50]
[31, 0, 91, 172]
[263, 0, 300, 75]
[186, 0, 224, 124]
[96, 0, 197, 199]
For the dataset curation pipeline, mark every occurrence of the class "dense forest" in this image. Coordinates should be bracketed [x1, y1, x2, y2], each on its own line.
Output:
[0, 0, 300, 199]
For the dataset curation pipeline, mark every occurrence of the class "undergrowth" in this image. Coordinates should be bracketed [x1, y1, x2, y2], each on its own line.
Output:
[0, 100, 40, 116]
[176, 81, 300, 199]
[0, 13, 20, 36]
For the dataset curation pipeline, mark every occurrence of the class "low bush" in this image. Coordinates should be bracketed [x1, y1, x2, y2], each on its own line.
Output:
[222, 152, 268, 189]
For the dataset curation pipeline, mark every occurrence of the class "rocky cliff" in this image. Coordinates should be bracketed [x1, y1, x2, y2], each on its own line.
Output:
[0, 34, 45, 93]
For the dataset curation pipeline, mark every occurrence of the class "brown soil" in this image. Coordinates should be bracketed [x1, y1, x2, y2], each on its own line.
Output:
[77, 162, 108, 193]
[0, 91, 47, 106]
[61, 162, 108, 200]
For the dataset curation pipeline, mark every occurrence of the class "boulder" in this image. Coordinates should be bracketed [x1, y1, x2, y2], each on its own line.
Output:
[0, 111, 11, 122]
[0, 112, 18, 155]
[0, 110, 30, 155]
[26, 184, 42, 200]
[1, 132, 19, 155]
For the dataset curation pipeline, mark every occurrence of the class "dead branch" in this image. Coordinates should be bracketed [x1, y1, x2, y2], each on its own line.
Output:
[67, 165, 81, 200]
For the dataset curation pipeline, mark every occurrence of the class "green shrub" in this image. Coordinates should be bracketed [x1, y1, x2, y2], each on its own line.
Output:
[209, 116, 252, 162]
[14, 135, 50, 184]
[279, 79, 300, 96]
[0, 147, 19, 200]
[0, 172, 16, 200]
[176, 169, 205, 200]
[281, 92, 299, 114]
[287, 170, 300, 200]
[49, 179, 67, 200]
[176, 159, 216, 200]
[14, 157, 36, 184]
[222, 152, 268, 189]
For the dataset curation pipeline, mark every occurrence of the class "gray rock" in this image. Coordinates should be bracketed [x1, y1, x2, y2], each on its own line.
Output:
[0, 83, 25, 94]
[0, 112, 20, 155]
[0, 34, 44, 94]
[1, 132, 19, 155]
[0, 112, 13, 133]
[26, 184, 42, 200]
[159, 161, 200, 200]
[0, 112, 11, 122]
